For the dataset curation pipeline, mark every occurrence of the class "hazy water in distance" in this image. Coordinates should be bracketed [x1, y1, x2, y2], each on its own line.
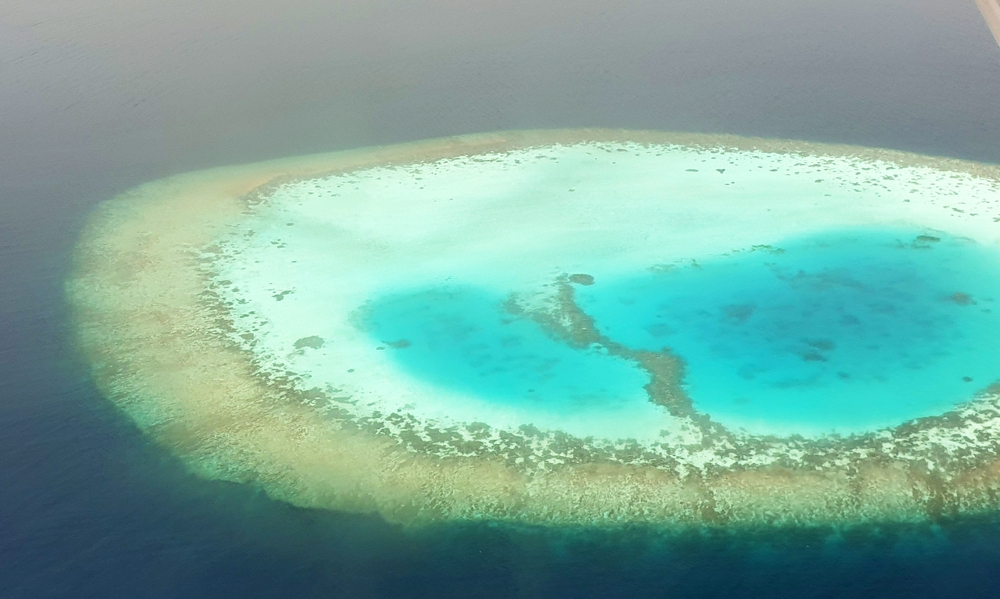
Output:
[3, 0, 1000, 596]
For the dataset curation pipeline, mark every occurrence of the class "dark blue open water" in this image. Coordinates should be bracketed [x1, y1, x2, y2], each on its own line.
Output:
[4, 0, 1000, 596]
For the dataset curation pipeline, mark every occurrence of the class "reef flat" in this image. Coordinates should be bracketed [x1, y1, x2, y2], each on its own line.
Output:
[67, 129, 1000, 528]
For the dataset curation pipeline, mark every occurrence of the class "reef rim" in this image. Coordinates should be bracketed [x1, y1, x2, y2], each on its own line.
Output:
[67, 129, 1000, 528]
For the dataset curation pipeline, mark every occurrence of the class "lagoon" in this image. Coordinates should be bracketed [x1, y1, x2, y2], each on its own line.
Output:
[576, 228, 1000, 436]
[361, 228, 1000, 439]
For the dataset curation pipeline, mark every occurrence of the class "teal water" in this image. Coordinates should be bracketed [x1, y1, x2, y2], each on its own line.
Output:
[366, 228, 1000, 436]
[579, 228, 1000, 435]
[363, 287, 650, 418]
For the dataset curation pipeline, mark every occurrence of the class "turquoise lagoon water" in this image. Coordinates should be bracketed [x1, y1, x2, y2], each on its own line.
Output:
[367, 228, 1000, 436]
[363, 287, 649, 418]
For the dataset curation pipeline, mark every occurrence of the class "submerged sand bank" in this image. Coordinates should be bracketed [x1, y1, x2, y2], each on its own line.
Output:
[67, 130, 1000, 527]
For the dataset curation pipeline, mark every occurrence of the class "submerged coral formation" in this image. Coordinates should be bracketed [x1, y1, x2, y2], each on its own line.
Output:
[68, 130, 1000, 527]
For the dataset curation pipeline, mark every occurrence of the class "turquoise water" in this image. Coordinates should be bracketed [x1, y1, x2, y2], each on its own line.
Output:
[578, 228, 1000, 435]
[363, 287, 650, 418]
[366, 228, 1000, 436]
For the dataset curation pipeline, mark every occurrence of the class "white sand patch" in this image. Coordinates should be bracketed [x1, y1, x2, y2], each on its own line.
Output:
[208, 141, 1000, 443]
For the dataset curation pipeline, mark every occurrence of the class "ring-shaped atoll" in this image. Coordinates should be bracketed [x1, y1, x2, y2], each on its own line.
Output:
[67, 129, 1000, 528]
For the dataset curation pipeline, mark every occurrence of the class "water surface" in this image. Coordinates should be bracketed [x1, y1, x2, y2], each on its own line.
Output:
[577, 228, 1000, 434]
[5, 0, 1000, 596]
[363, 228, 1000, 437]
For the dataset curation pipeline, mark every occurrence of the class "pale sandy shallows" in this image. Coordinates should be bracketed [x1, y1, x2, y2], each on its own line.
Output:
[67, 130, 1000, 529]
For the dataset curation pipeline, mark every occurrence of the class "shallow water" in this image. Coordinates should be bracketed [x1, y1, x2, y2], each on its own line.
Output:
[576, 228, 1000, 435]
[206, 139, 1000, 445]
[361, 228, 1000, 437]
[364, 286, 650, 420]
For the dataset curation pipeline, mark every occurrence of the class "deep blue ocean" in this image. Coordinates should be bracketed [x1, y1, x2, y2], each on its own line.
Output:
[4, 0, 1000, 597]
